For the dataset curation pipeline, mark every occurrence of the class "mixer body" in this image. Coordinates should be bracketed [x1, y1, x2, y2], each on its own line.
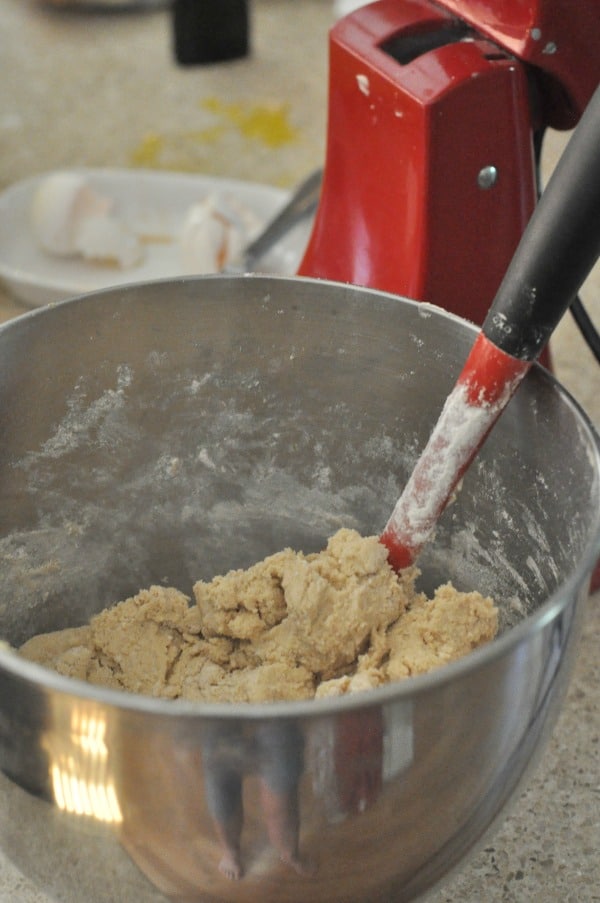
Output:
[299, 0, 599, 331]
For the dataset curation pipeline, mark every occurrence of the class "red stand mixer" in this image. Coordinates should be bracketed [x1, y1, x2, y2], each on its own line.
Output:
[299, 0, 599, 363]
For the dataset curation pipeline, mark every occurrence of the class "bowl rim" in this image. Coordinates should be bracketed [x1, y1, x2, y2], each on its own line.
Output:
[1, 274, 599, 720]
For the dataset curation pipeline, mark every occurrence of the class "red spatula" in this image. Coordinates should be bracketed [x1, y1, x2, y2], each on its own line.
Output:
[381, 84, 600, 572]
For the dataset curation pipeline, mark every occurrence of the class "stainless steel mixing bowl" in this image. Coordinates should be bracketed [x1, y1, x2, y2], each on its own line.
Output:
[0, 275, 599, 903]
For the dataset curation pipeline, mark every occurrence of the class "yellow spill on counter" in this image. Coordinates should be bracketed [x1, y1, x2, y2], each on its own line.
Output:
[200, 97, 298, 147]
[130, 98, 299, 172]
[131, 131, 165, 168]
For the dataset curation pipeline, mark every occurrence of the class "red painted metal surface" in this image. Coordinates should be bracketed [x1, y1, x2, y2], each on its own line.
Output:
[299, 0, 538, 329]
[435, 0, 600, 128]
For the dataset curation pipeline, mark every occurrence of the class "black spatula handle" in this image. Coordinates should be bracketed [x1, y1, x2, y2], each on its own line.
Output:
[483, 83, 600, 361]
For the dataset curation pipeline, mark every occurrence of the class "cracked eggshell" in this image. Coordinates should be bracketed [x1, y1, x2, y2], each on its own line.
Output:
[179, 195, 244, 274]
[74, 214, 144, 269]
[30, 172, 113, 256]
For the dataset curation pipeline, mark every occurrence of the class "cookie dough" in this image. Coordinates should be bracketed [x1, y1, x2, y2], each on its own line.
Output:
[19, 529, 498, 703]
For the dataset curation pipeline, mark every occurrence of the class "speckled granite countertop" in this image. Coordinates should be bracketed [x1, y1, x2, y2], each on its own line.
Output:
[0, 2, 599, 901]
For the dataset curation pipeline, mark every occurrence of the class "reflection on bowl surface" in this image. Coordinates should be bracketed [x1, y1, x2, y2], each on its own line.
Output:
[0, 276, 599, 902]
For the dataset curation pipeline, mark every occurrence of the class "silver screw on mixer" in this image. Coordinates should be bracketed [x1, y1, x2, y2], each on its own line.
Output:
[477, 165, 498, 189]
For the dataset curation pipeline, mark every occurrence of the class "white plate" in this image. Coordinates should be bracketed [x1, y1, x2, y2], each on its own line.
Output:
[0, 168, 308, 307]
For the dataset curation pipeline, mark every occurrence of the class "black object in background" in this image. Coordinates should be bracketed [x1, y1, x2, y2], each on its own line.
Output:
[173, 0, 249, 65]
